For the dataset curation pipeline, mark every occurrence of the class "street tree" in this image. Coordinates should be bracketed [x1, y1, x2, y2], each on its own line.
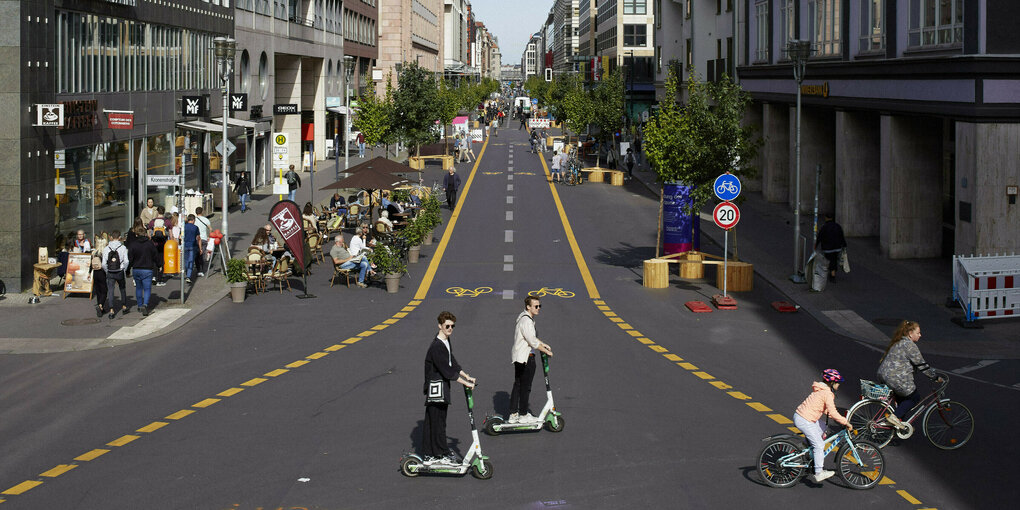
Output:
[590, 70, 625, 167]
[391, 61, 441, 157]
[561, 76, 595, 139]
[354, 86, 391, 159]
[436, 78, 461, 154]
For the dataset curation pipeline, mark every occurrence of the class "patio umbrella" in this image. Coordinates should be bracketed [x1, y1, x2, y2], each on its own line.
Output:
[319, 164, 409, 224]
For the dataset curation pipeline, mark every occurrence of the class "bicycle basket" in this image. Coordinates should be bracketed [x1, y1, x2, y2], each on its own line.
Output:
[860, 379, 892, 400]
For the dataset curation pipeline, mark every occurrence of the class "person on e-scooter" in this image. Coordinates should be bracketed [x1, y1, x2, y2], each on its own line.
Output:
[422, 311, 477, 464]
[508, 296, 554, 424]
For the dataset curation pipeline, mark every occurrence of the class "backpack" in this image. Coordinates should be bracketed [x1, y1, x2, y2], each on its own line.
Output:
[106, 246, 122, 274]
[286, 171, 297, 186]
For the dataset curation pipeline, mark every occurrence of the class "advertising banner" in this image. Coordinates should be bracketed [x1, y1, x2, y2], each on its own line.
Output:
[63, 253, 95, 296]
[662, 183, 700, 255]
[269, 200, 306, 270]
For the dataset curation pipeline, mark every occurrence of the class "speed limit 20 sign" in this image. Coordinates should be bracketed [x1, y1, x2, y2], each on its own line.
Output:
[713, 201, 740, 230]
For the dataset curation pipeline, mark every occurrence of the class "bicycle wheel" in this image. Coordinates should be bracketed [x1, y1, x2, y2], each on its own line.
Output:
[923, 399, 974, 450]
[846, 400, 896, 448]
[836, 440, 885, 490]
[756, 439, 805, 488]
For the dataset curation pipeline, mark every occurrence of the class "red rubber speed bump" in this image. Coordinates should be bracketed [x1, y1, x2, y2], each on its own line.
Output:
[712, 294, 738, 310]
[685, 301, 712, 313]
[771, 301, 799, 313]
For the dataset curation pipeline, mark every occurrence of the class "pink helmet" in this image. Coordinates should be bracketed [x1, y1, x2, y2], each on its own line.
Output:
[822, 369, 844, 383]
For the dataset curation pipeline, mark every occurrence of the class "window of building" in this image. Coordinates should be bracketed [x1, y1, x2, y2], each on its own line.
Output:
[240, 50, 250, 92]
[259, 51, 269, 100]
[908, 0, 963, 47]
[624, 0, 646, 15]
[780, 0, 795, 56]
[623, 24, 647, 47]
[685, 38, 692, 70]
[859, 0, 884, 52]
[755, 1, 770, 62]
[808, 0, 841, 56]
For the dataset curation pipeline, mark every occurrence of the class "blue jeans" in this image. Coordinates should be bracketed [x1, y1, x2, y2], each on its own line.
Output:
[340, 259, 369, 283]
[358, 143, 365, 157]
[183, 246, 196, 279]
[288, 190, 297, 202]
[240, 193, 249, 211]
[133, 269, 153, 308]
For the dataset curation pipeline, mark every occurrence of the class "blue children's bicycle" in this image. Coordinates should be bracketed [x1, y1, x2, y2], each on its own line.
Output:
[757, 426, 886, 489]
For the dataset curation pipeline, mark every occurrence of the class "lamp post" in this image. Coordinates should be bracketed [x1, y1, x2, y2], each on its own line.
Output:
[786, 39, 812, 283]
[344, 55, 355, 178]
[213, 36, 236, 259]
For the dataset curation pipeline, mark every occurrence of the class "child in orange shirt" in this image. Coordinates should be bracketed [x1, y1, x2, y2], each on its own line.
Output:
[793, 369, 853, 483]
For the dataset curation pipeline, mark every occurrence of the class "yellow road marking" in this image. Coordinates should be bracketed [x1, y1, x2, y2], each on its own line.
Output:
[342, 337, 361, 344]
[372, 324, 389, 331]
[538, 150, 600, 299]
[1, 481, 42, 495]
[401, 306, 416, 312]
[635, 337, 653, 344]
[193, 398, 220, 408]
[664, 354, 683, 362]
[897, 490, 922, 505]
[165, 409, 194, 420]
[74, 449, 109, 461]
[648, 345, 668, 353]
[709, 381, 731, 389]
[692, 371, 714, 380]
[409, 300, 422, 306]
[107, 435, 139, 447]
[306, 352, 329, 359]
[137, 421, 168, 433]
[393, 312, 408, 318]
[609, 317, 624, 323]
[728, 391, 751, 400]
[767, 414, 793, 424]
[264, 369, 288, 377]
[358, 330, 376, 337]
[414, 138, 489, 299]
[626, 330, 642, 337]
[383, 318, 399, 324]
[217, 388, 243, 397]
[242, 377, 267, 387]
[618, 323, 633, 329]
[787, 426, 802, 434]
[603, 311, 617, 317]
[678, 362, 698, 370]
[286, 360, 310, 368]
[597, 305, 610, 311]
[593, 300, 605, 305]
[39, 465, 76, 478]
[879, 476, 895, 485]
[747, 402, 773, 412]
[324, 344, 345, 351]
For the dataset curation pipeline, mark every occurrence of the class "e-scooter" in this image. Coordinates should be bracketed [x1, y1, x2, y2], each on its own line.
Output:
[483, 352, 564, 435]
[400, 386, 494, 479]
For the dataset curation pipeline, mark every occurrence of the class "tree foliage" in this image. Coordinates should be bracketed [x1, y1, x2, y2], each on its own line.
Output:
[561, 76, 595, 137]
[644, 68, 761, 215]
[591, 70, 625, 144]
[391, 61, 441, 156]
[354, 86, 391, 156]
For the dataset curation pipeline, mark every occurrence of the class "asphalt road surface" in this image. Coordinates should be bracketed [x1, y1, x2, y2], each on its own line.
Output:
[0, 128, 1014, 509]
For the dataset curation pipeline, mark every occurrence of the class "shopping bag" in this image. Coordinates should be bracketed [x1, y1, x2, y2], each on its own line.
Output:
[807, 252, 827, 292]
[839, 248, 850, 274]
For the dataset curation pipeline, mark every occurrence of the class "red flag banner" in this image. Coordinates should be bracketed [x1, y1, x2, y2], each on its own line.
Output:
[269, 200, 306, 270]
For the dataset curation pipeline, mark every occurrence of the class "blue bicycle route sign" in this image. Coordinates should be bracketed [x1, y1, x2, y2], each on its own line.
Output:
[713, 173, 741, 201]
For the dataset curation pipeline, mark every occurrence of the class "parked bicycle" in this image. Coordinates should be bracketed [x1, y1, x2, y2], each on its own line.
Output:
[757, 426, 886, 489]
[564, 156, 584, 186]
[845, 370, 973, 449]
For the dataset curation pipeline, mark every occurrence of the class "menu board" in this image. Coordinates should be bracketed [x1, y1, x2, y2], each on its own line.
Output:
[63, 253, 95, 297]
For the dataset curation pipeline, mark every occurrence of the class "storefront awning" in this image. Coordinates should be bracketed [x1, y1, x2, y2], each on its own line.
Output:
[176, 120, 225, 133]
[327, 106, 353, 115]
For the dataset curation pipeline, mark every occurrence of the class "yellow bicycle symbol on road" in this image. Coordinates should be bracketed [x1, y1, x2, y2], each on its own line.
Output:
[527, 287, 575, 298]
[482, 171, 503, 175]
[446, 286, 494, 298]
[517, 172, 536, 175]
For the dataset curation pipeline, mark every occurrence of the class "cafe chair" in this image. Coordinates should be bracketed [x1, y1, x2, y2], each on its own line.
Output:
[306, 232, 325, 264]
[330, 260, 353, 288]
[268, 256, 293, 293]
[244, 251, 267, 294]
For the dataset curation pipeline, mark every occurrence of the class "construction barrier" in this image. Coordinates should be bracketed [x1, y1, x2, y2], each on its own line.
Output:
[952, 253, 1020, 322]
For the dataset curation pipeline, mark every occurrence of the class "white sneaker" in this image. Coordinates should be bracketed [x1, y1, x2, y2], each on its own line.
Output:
[508, 413, 520, 424]
[811, 470, 835, 483]
[522, 413, 540, 424]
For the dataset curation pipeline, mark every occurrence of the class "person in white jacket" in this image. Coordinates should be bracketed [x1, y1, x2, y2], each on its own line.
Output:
[508, 296, 554, 424]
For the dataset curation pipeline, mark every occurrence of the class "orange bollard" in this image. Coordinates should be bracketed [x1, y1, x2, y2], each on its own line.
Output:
[163, 238, 180, 274]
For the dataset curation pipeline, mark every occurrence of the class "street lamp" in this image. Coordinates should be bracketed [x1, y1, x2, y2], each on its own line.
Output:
[214, 36, 236, 259]
[344, 55, 355, 178]
[786, 39, 812, 283]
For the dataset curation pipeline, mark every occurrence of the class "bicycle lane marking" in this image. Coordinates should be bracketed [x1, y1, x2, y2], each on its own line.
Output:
[535, 154, 939, 509]
[0, 142, 498, 503]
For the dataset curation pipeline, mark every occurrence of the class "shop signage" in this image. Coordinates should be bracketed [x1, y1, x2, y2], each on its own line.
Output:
[181, 95, 205, 116]
[107, 112, 134, 130]
[273, 132, 289, 169]
[229, 93, 248, 112]
[147, 175, 183, 187]
[801, 82, 829, 98]
[54, 150, 66, 169]
[60, 100, 97, 130]
[274, 104, 299, 115]
[528, 118, 551, 129]
[326, 97, 342, 108]
[34, 104, 64, 127]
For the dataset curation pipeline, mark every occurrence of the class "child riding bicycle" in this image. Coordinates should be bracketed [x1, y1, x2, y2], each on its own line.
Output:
[793, 369, 853, 483]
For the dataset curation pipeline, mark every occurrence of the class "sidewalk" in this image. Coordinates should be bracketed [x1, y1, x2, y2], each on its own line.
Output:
[626, 161, 1019, 361]
[0, 149, 412, 355]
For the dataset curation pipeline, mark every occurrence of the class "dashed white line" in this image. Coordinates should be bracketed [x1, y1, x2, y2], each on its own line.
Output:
[507, 196, 513, 204]
[507, 184, 514, 192]
[504, 230, 513, 242]
[952, 360, 1000, 375]
[504, 255, 513, 262]
[508, 174, 514, 180]
[502, 290, 515, 300]
[503, 264, 513, 272]
[506, 211, 513, 221]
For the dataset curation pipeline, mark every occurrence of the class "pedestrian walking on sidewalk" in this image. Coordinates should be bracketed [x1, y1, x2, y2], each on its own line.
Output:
[285, 164, 301, 202]
[442, 167, 462, 210]
[91, 255, 107, 317]
[126, 224, 157, 316]
[357, 132, 366, 158]
[815, 214, 847, 281]
[507, 296, 554, 424]
[102, 231, 129, 319]
[624, 148, 635, 179]
[235, 172, 251, 213]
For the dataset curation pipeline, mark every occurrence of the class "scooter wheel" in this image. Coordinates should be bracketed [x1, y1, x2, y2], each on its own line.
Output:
[471, 459, 494, 480]
[484, 418, 502, 436]
[400, 456, 422, 477]
[545, 414, 565, 433]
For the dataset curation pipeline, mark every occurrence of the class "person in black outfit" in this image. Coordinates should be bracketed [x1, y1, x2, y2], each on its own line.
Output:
[442, 167, 461, 210]
[422, 311, 476, 464]
[126, 225, 158, 316]
[91, 255, 107, 318]
[815, 214, 847, 280]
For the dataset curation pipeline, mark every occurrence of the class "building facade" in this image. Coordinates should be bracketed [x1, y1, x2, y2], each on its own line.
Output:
[552, 0, 580, 75]
[654, 0, 739, 103]
[739, 0, 1020, 258]
[593, 0, 657, 120]
[443, 0, 471, 80]
[1, 0, 233, 292]
[377, 0, 444, 93]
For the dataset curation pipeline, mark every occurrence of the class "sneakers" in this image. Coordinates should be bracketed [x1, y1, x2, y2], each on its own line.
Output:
[141, 307, 150, 317]
[522, 413, 540, 424]
[186, 278, 193, 284]
[811, 470, 835, 483]
[109, 310, 116, 319]
[885, 413, 906, 429]
[198, 272, 205, 277]
[422, 456, 440, 465]
[356, 281, 368, 288]
[443, 453, 461, 464]
[508, 413, 520, 424]
[96, 305, 103, 318]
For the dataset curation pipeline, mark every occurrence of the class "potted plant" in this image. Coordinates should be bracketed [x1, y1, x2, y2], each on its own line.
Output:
[368, 243, 406, 293]
[419, 193, 443, 245]
[401, 219, 427, 263]
[226, 258, 248, 303]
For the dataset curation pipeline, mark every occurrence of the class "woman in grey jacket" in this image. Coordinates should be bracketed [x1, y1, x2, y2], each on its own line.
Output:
[877, 320, 941, 428]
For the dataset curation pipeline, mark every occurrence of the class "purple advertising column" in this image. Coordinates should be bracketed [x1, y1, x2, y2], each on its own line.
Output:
[663, 183, 700, 255]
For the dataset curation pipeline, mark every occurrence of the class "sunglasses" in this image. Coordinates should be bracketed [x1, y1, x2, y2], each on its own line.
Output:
[532, 304, 541, 309]
[443, 323, 456, 329]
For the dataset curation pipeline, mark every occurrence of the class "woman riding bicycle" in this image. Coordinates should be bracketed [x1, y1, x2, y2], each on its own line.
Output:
[877, 320, 942, 429]
[793, 369, 852, 483]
